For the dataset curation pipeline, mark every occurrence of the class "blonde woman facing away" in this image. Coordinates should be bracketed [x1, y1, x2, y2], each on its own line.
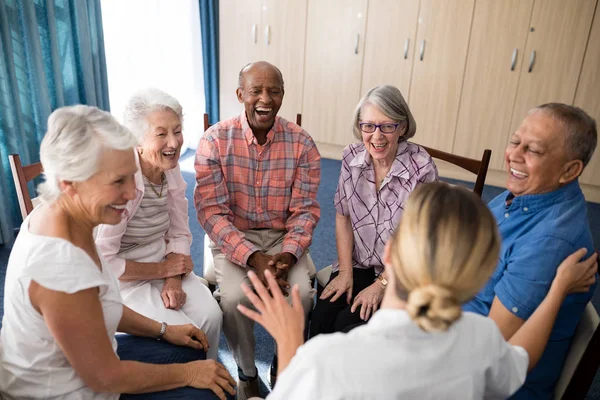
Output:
[0, 106, 235, 399]
[238, 183, 597, 399]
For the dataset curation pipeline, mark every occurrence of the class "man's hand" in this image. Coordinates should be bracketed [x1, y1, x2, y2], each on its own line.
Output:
[269, 252, 296, 281]
[161, 276, 186, 310]
[248, 251, 290, 293]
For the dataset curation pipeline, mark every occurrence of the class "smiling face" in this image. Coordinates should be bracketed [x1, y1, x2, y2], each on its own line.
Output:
[360, 103, 406, 163]
[139, 109, 183, 172]
[505, 111, 576, 196]
[236, 62, 284, 136]
[70, 148, 137, 226]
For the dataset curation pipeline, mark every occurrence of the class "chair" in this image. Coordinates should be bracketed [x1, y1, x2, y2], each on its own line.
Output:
[9, 154, 43, 220]
[555, 302, 600, 399]
[201, 112, 306, 290]
[315, 145, 493, 290]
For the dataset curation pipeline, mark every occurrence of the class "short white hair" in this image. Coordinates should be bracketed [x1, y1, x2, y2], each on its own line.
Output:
[38, 105, 139, 203]
[122, 88, 184, 143]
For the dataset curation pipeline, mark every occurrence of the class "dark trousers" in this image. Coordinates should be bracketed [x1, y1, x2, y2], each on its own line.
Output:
[116, 334, 232, 400]
[309, 267, 375, 338]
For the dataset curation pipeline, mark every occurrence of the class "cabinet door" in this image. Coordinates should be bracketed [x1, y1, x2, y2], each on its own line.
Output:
[408, 0, 475, 152]
[508, 0, 597, 135]
[302, 0, 368, 146]
[453, 0, 534, 170]
[262, 0, 308, 123]
[576, 3, 600, 186]
[219, 0, 262, 120]
[360, 0, 419, 97]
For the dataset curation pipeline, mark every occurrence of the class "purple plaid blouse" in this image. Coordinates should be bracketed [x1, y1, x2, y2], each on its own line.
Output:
[333, 141, 438, 274]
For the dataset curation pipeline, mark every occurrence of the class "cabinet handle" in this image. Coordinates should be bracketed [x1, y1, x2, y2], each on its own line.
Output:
[419, 40, 425, 61]
[528, 50, 536, 73]
[265, 25, 271, 46]
[355, 34, 360, 54]
[510, 48, 518, 71]
[404, 38, 410, 59]
[252, 24, 257, 44]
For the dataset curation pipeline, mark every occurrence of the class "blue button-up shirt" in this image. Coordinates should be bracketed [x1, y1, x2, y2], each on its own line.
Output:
[464, 180, 595, 400]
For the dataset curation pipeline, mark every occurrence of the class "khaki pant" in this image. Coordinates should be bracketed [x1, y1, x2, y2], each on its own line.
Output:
[209, 229, 316, 377]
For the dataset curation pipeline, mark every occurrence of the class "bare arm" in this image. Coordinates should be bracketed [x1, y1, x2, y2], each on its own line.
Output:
[30, 282, 191, 394]
[335, 213, 354, 273]
[509, 250, 597, 371]
[119, 253, 193, 281]
[488, 297, 525, 340]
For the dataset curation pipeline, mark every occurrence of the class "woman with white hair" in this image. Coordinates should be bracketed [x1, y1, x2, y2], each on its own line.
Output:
[95, 88, 222, 360]
[239, 182, 597, 399]
[311, 84, 438, 336]
[0, 105, 235, 399]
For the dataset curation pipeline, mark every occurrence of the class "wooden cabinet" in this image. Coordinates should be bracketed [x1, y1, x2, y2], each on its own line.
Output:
[508, 0, 597, 137]
[360, 0, 419, 97]
[576, 3, 600, 186]
[219, 0, 307, 122]
[407, 0, 475, 152]
[302, 0, 367, 147]
[453, 0, 534, 170]
[219, 0, 262, 120]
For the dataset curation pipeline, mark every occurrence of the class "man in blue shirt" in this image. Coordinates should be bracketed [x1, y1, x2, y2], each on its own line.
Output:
[464, 103, 598, 399]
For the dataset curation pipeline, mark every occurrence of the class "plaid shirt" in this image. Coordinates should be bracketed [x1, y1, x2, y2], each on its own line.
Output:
[194, 112, 321, 267]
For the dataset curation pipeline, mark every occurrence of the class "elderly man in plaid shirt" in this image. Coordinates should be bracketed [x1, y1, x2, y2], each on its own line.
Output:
[194, 61, 321, 399]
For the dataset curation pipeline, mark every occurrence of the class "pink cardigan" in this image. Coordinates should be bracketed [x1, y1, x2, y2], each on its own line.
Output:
[95, 150, 193, 278]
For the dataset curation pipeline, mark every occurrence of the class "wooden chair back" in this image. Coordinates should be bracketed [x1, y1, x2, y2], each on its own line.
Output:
[9, 154, 43, 219]
[418, 145, 492, 197]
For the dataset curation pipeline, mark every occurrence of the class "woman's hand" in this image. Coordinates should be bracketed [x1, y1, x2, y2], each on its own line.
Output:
[320, 269, 353, 304]
[161, 276, 186, 310]
[185, 360, 236, 400]
[350, 281, 385, 321]
[237, 270, 304, 345]
[552, 249, 598, 296]
[163, 324, 209, 352]
[162, 253, 193, 277]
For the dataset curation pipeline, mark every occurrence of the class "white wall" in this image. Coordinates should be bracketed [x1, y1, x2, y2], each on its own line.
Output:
[101, 0, 205, 151]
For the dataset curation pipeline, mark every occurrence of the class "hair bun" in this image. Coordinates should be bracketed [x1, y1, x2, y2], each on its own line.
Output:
[406, 284, 461, 333]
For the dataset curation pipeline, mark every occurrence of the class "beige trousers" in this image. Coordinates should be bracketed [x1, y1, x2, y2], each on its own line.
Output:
[209, 229, 316, 377]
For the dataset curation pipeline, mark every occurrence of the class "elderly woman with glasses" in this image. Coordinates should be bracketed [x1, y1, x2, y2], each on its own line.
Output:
[309, 85, 438, 337]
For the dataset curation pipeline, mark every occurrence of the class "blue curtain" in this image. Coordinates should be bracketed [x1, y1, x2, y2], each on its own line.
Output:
[199, 0, 219, 124]
[0, 0, 109, 246]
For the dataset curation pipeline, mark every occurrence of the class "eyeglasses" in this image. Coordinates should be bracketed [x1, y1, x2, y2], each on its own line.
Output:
[359, 122, 402, 134]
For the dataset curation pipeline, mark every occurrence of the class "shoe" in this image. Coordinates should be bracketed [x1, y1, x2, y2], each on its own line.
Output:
[236, 376, 260, 400]
[267, 355, 278, 388]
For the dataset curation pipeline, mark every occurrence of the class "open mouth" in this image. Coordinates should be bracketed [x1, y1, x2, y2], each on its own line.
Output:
[255, 107, 273, 121]
[162, 150, 177, 159]
[109, 203, 127, 214]
[370, 142, 389, 153]
[510, 167, 528, 179]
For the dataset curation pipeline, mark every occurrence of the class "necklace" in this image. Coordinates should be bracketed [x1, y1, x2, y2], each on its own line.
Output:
[141, 169, 165, 197]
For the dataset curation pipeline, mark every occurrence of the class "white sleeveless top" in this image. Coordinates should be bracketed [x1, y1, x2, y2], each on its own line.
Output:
[0, 209, 123, 399]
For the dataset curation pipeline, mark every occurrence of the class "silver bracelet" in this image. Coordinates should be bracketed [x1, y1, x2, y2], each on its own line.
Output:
[157, 322, 167, 341]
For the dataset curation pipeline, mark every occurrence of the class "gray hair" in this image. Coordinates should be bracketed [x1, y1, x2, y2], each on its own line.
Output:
[532, 103, 597, 168]
[122, 88, 184, 143]
[352, 85, 417, 141]
[38, 105, 139, 203]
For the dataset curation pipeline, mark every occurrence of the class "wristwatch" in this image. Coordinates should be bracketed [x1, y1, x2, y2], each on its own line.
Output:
[377, 274, 388, 287]
[157, 322, 167, 341]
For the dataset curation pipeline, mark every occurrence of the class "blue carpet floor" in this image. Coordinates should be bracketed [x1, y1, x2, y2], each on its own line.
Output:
[1, 152, 600, 399]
